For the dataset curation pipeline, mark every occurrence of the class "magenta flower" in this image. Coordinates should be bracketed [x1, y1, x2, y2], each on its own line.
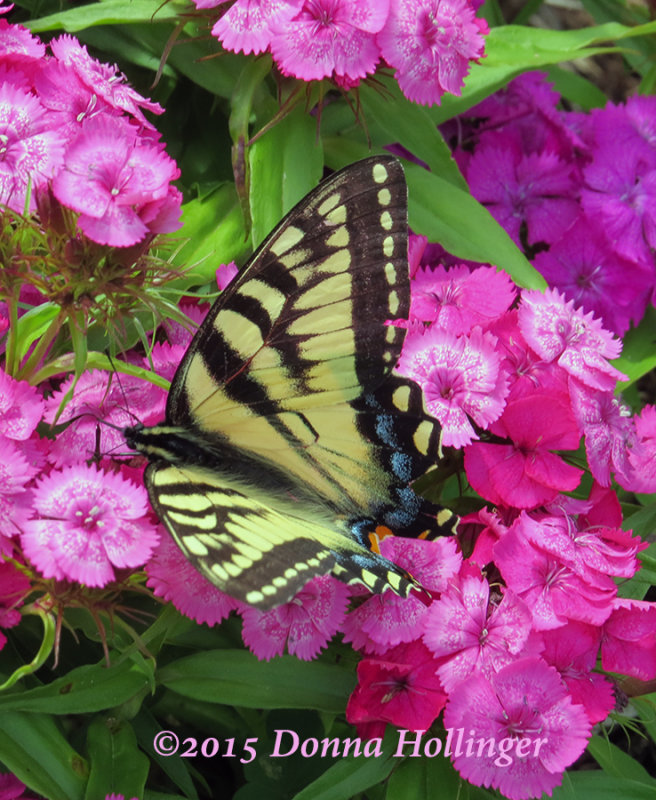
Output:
[494, 514, 616, 630]
[408, 264, 516, 332]
[0, 19, 45, 60]
[0, 560, 30, 651]
[518, 288, 626, 392]
[341, 537, 461, 654]
[213, 0, 304, 55]
[146, 533, 240, 627]
[466, 137, 578, 247]
[540, 621, 614, 724]
[0, 82, 64, 213]
[52, 117, 180, 247]
[601, 598, 656, 681]
[464, 393, 582, 509]
[22, 464, 159, 587]
[398, 326, 508, 448]
[533, 215, 651, 336]
[0, 369, 44, 441]
[423, 576, 534, 692]
[444, 657, 591, 800]
[591, 95, 656, 162]
[346, 640, 447, 733]
[240, 575, 350, 660]
[270, 0, 388, 83]
[581, 143, 656, 265]
[378, 0, 487, 106]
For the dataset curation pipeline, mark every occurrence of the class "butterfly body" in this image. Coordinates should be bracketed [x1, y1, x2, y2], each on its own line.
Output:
[126, 157, 454, 609]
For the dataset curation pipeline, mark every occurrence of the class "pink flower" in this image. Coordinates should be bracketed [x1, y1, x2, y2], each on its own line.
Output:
[0, 369, 43, 441]
[0, 82, 65, 213]
[398, 326, 508, 448]
[444, 658, 591, 800]
[346, 640, 447, 733]
[270, 0, 388, 82]
[0, 19, 45, 60]
[378, 0, 487, 106]
[540, 622, 615, 724]
[50, 34, 163, 124]
[423, 576, 534, 692]
[518, 288, 626, 393]
[0, 560, 30, 650]
[408, 264, 516, 332]
[212, 0, 304, 55]
[464, 393, 582, 508]
[601, 598, 656, 681]
[0, 437, 39, 549]
[146, 532, 240, 627]
[240, 575, 350, 660]
[627, 404, 656, 493]
[341, 537, 461, 654]
[494, 514, 616, 630]
[52, 117, 180, 247]
[21, 464, 159, 587]
[569, 381, 634, 487]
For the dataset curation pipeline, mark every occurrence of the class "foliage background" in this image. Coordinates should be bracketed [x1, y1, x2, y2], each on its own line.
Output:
[3, 1, 656, 798]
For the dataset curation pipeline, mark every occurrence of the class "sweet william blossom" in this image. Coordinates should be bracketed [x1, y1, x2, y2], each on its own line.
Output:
[378, 0, 487, 106]
[21, 464, 159, 587]
[52, 117, 180, 247]
[444, 658, 591, 800]
[270, 0, 388, 83]
[213, 0, 304, 55]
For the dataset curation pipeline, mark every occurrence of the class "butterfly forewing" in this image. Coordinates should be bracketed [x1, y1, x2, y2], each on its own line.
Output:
[131, 156, 454, 609]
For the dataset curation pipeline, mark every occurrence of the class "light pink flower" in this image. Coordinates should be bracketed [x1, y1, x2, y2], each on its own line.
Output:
[0, 82, 64, 213]
[378, 0, 487, 106]
[444, 657, 591, 800]
[423, 576, 534, 692]
[240, 575, 350, 660]
[398, 326, 508, 448]
[213, 0, 304, 55]
[0, 369, 43, 440]
[518, 288, 626, 392]
[146, 532, 240, 627]
[52, 117, 180, 247]
[270, 0, 388, 82]
[22, 464, 159, 587]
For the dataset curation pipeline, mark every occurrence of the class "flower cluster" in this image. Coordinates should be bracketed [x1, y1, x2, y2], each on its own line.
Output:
[453, 71, 656, 337]
[0, 21, 181, 246]
[196, 0, 488, 106]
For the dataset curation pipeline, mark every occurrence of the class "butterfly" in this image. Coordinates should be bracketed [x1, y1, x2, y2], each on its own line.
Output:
[124, 156, 455, 609]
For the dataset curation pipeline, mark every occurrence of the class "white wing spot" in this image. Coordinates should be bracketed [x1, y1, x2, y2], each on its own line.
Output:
[373, 163, 389, 183]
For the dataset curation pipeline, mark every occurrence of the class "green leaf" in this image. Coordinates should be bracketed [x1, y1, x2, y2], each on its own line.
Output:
[159, 650, 355, 712]
[26, 0, 185, 32]
[171, 182, 251, 279]
[291, 740, 396, 800]
[587, 735, 656, 784]
[13, 302, 60, 363]
[428, 21, 656, 123]
[385, 753, 461, 800]
[0, 659, 153, 715]
[613, 306, 656, 388]
[85, 717, 149, 800]
[0, 711, 87, 800]
[404, 163, 543, 289]
[248, 105, 324, 249]
[358, 81, 469, 191]
[552, 771, 656, 800]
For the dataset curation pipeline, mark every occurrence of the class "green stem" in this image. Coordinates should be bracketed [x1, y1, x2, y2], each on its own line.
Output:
[4, 296, 19, 377]
[0, 603, 56, 691]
